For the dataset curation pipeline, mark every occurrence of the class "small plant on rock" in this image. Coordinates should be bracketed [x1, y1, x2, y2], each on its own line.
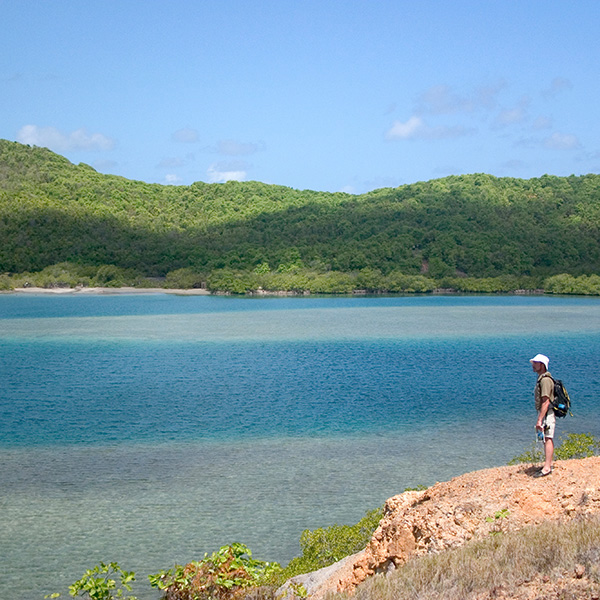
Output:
[486, 509, 510, 536]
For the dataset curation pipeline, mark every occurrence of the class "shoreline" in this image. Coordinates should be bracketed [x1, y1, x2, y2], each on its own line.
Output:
[1, 286, 550, 297]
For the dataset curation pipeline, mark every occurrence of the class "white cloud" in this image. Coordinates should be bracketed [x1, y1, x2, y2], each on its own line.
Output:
[385, 116, 424, 140]
[17, 125, 114, 151]
[172, 127, 200, 143]
[544, 132, 580, 150]
[165, 174, 183, 184]
[207, 161, 248, 183]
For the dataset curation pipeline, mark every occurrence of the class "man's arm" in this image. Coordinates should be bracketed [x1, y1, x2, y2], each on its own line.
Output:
[536, 395, 551, 431]
[536, 376, 553, 430]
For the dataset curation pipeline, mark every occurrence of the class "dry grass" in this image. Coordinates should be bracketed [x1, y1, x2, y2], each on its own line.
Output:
[343, 516, 600, 600]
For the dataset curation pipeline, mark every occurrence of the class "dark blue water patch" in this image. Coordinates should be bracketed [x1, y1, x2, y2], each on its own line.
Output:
[2, 292, 600, 320]
[2, 334, 598, 448]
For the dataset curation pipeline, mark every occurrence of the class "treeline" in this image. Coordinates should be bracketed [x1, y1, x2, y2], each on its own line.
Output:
[3, 261, 600, 296]
[1, 139, 600, 293]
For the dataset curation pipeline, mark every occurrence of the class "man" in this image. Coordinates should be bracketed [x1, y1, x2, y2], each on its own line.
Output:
[530, 353, 555, 477]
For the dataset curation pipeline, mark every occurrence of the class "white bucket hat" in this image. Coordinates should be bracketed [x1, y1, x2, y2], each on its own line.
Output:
[529, 353, 549, 368]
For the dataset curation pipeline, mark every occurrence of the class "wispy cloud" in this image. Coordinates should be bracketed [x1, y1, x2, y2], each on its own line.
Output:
[516, 131, 581, 151]
[501, 159, 528, 170]
[416, 82, 506, 115]
[416, 85, 474, 115]
[385, 77, 581, 163]
[172, 127, 200, 143]
[157, 157, 186, 169]
[215, 139, 265, 156]
[542, 77, 573, 98]
[544, 132, 580, 150]
[92, 158, 118, 172]
[386, 82, 501, 143]
[17, 125, 114, 151]
[385, 116, 474, 141]
[474, 81, 508, 110]
[532, 116, 553, 130]
[494, 96, 530, 127]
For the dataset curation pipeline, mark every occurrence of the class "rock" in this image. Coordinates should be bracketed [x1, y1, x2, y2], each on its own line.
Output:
[275, 553, 361, 599]
[575, 563, 586, 578]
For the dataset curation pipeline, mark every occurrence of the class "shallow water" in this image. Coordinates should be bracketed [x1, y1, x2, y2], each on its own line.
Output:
[1, 294, 599, 599]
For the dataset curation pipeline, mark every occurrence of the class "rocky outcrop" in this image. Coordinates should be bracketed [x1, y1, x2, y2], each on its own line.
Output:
[278, 457, 600, 599]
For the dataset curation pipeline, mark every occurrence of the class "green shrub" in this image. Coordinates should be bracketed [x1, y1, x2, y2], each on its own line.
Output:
[165, 268, 206, 289]
[7, 262, 94, 289]
[149, 543, 281, 600]
[307, 271, 355, 294]
[206, 269, 258, 293]
[34, 262, 92, 288]
[554, 432, 600, 460]
[385, 272, 435, 293]
[45, 562, 137, 600]
[355, 268, 385, 292]
[92, 265, 143, 287]
[545, 273, 600, 295]
[274, 508, 383, 583]
[263, 271, 311, 293]
[509, 433, 600, 465]
[0, 273, 13, 290]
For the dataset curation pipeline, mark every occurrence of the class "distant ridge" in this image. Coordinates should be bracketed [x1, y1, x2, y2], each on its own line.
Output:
[1, 139, 600, 285]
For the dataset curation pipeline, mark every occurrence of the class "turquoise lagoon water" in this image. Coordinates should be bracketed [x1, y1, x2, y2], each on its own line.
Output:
[1, 294, 600, 599]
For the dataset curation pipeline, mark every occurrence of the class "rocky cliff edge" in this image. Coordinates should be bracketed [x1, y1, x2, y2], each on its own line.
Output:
[278, 456, 600, 599]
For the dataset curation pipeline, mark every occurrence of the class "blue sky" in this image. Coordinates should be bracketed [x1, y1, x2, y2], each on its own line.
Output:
[2, 1, 599, 193]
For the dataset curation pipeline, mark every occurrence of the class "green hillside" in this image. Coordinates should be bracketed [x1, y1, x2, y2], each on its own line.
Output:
[1, 139, 600, 293]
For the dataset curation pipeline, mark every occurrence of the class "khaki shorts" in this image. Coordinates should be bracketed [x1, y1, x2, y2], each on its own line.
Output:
[543, 410, 556, 439]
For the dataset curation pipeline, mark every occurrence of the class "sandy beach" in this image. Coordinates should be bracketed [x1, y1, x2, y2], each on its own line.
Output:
[5, 286, 211, 296]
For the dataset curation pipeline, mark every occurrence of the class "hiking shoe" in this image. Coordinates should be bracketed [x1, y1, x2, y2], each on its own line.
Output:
[534, 468, 552, 478]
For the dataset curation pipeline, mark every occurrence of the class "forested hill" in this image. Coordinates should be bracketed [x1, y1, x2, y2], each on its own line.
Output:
[1, 138, 600, 293]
